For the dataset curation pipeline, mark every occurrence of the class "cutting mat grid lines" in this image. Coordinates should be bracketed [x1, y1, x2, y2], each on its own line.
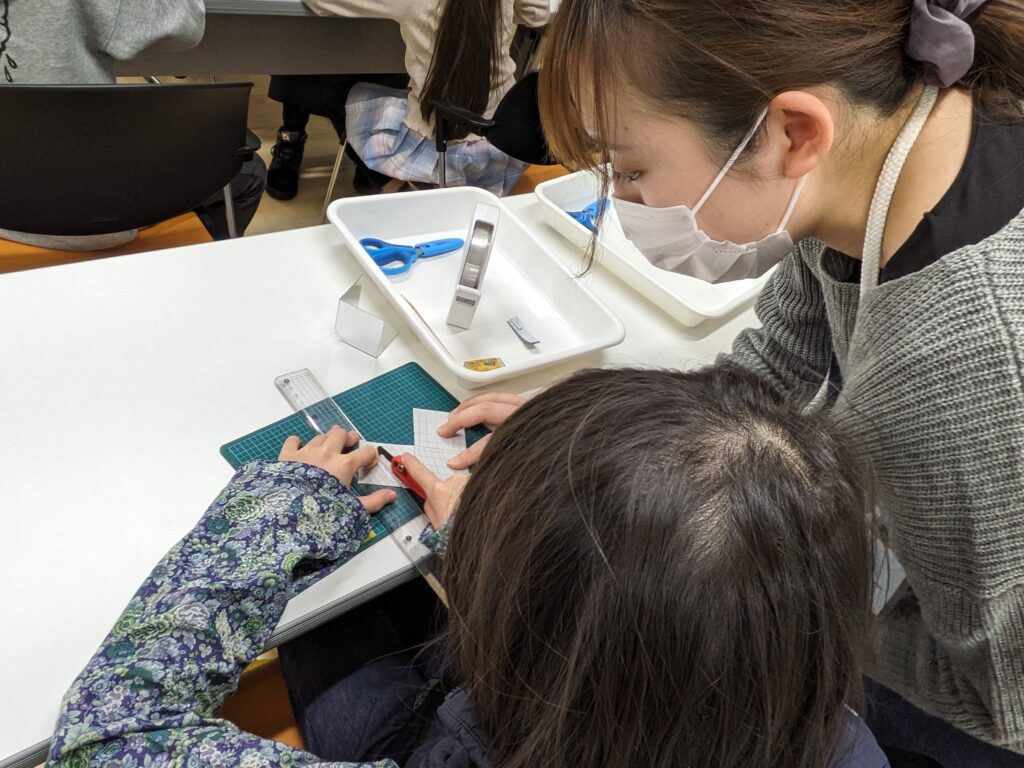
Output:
[221, 363, 487, 551]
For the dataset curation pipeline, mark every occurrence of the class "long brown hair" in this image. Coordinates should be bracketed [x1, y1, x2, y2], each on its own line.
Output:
[420, 0, 502, 140]
[539, 0, 1024, 170]
[443, 366, 875, 768]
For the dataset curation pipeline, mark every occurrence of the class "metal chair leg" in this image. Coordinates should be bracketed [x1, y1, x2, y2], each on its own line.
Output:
[150, 75, 241, 238]
[223, 184, 238, 238]
[321, 139, 347, 224]
[437, 150, 447, 188]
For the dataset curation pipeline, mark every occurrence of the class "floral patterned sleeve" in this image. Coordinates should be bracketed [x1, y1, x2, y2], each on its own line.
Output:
[47, 460, 399, 768]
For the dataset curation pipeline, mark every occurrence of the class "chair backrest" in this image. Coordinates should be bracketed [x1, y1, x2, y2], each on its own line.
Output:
[429, 71, 553, 166]
[488, 71, 551, 165]
[0, 82, 253, 236]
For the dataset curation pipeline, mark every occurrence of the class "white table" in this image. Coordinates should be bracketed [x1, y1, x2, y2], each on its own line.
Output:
[119, 2, 407, 77]
[0, 195, 758, 768]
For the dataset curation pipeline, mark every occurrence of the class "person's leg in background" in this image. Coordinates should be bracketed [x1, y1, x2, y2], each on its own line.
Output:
[267, 75, 314, 201]
[344, 142, 409, 195]
[278, 577, 447, 763]
[865, 678, 1024, 768]
[268, 74, 410, 201]
[193, 155, 268, 240]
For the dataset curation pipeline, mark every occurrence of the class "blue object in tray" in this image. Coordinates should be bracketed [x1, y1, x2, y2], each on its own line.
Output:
[221, 363, 488, 552]
[566, 199, 609, 232]
[359, 237, 464, 276]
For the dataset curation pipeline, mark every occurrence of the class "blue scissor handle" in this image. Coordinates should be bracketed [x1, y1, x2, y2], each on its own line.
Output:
[360, 237, 465, 276]
[360, 238, 412, 263]
[415, 238, 464, 258]
[359, 237, 416, 275]
[566, 199, 608, 232]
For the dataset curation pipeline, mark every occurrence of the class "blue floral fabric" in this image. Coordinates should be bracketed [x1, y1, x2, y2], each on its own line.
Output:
[417, 519, 450, 557]
[47, 460, 402, 768]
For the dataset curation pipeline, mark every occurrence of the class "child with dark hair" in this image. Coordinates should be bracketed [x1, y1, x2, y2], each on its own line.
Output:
[47, 366, 885, 767]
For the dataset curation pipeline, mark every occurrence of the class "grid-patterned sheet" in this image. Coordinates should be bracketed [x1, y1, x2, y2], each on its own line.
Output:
[220, 363, 487, 551]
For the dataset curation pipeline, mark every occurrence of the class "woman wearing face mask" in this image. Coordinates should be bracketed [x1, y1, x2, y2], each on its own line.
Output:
[437, 0, 1024, 764]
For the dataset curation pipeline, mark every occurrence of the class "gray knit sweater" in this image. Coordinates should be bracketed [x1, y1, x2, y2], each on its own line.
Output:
[727, 215, 1024, 751]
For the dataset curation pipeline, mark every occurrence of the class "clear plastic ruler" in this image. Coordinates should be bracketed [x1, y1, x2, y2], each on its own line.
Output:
[275, 368, 359, 439]
[388, 518, 447, 606]
[274, 368, 448, 605]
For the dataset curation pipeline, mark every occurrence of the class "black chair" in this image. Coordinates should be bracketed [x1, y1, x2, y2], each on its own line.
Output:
[0, 82, 260, 238]
[429, 70, 556, 188]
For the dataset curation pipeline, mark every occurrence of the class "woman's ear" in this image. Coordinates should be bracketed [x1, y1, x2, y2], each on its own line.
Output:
[767, 91, 835, 179]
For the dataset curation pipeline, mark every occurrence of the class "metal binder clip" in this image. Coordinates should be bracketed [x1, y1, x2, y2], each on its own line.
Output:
[335, 275, 399, 357]
[447, 203, 500, 330]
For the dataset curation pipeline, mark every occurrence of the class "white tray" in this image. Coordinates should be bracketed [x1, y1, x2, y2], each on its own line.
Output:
[328, 188, 625, 387]
[535, 170, 772, 326]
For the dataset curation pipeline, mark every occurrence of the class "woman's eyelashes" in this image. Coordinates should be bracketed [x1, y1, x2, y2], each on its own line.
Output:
[613, 168, 643, 183]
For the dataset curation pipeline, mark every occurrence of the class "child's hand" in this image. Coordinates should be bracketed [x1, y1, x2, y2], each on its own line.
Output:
[279, 427, 396, 513]
[399, 453, 469, 530]
[439, 392, 526, 469]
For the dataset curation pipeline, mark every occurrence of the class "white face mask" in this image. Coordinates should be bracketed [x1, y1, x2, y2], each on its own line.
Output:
[612, 110, 807, 283]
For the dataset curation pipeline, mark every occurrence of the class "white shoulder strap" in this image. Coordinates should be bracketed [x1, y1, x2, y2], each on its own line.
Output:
[859, 86, 939, 297]
[803, 85, 939, 413]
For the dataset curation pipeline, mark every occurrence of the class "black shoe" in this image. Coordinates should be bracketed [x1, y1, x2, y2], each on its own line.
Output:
[267, 129, 307, 201]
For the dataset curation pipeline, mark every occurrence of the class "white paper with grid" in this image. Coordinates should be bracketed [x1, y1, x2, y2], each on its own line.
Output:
[356, 409, 468, 486]
[413, 408, 467, 479]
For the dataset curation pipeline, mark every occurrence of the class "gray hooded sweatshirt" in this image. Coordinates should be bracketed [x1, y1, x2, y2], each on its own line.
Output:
[0, 0, 205, 249]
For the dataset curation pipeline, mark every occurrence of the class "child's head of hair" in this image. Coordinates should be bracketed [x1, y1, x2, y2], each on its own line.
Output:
[444, 366, 874, 768]
[539, 0, 1024, 171]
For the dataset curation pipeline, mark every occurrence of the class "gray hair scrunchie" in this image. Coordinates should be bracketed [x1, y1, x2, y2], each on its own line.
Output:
[906, 0, 990, 87]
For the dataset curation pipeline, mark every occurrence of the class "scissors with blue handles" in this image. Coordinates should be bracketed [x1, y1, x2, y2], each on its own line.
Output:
[566, 199, 608, 232]
[359, 237, 464, 276]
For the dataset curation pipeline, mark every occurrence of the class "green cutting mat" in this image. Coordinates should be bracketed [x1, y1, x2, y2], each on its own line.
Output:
[220, 363, 487, 551]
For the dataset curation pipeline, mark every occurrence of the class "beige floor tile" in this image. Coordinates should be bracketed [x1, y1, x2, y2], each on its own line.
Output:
[242, 74, 360, 236]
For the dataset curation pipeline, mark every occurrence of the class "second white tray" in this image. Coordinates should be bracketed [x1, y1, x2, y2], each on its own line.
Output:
[535, 170, 772, 326]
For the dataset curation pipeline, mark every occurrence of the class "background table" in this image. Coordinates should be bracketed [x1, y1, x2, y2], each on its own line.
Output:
[0, 195, 759, 768]
[119, 1, 406, 76]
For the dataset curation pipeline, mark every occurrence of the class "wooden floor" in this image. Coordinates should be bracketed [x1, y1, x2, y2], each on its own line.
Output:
[218, 651, 306, 750]
[0, 212, 214, 273]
